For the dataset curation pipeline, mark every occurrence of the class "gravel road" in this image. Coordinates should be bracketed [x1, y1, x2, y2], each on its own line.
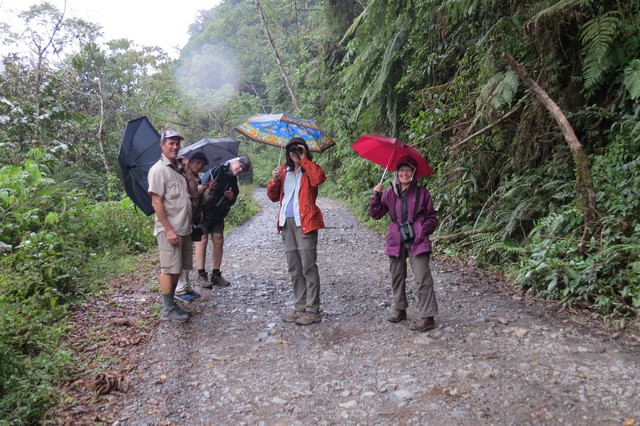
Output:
[93, 188, 640, 425]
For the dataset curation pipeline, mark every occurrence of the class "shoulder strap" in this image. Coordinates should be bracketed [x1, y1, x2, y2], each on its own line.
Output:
[389, 188, 421, 224]
[401, 195, 409, 223]
[412, 189, 421, 222]
[388, 192, 398, 223]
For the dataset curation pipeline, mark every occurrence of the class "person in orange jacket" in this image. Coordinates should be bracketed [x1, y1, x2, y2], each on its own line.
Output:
[267, 137, 327, 325]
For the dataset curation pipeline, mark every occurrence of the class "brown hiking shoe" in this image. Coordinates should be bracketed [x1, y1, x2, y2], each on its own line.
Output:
[387, 309, 407, 323]
[295, 312, 321, 325]
[210, 273, 230, 287]
[410, 317, 435, 332]
[197, 273, 213, 289]
[282, 310, 304, 323]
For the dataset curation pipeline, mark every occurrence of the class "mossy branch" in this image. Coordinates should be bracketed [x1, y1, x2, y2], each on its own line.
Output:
[502, 53, 599, 243]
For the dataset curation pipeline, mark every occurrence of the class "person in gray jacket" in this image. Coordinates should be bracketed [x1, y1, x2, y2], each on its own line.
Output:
[369, 155, 439, 331]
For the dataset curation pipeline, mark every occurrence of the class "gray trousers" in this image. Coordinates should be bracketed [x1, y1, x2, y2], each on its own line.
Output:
[389, 246, 438, 318]
[282, 218, 320, 314]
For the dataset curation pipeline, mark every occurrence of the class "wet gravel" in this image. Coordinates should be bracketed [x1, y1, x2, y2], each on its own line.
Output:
[107, 188, 640, 425]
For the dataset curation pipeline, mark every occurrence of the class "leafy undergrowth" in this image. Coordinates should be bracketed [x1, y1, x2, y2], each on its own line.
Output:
[46, 252, 159, 425]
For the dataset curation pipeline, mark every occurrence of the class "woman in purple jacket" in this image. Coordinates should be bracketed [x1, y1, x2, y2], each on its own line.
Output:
[369, 156, 439, 331]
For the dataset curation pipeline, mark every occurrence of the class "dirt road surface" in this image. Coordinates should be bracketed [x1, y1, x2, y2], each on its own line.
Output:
[58, 189, 640, 425]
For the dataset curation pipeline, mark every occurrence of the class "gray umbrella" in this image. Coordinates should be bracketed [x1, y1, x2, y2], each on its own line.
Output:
[179, 137, 240, 173]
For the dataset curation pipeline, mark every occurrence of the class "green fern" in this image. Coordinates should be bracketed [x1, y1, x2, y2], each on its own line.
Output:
[580, 11, 621, 91]
[467, 230, 526, 263]
[350, 24, 408, 123]
[439, 0, 470, 24]
[527, 0, 589, 26]
[623, 59, 640, 101]
[502, 199, 534, 240]
[339, 3, 369, 46]
[531, 211, 573, 237]
[602, 243, 640, 257]
[485, 241, 527, 258]
[468, 229, 499, 254]
[473, 176, 535, 230]
[476, 70, 519, 114]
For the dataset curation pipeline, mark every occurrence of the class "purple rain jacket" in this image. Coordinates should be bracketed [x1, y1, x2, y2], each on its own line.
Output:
[369, 179, 438, 257]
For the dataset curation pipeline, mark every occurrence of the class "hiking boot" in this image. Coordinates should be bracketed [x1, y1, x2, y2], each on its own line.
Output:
[387, 309, 407, 323]
[186, 289, 201, 299]
[161, 306, 190, 323]
[282, 310, 304, 323]
[197, 273, 213, 289]
[410, 317, 435, 332]
[295, 312, 321, 325]
[172, 303, 191, 317]
[210, 273, 230, 287]
[174, 293, 194, 302]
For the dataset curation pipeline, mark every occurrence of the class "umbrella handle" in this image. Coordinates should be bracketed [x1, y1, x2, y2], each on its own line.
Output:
[379, 141, 397, 185]
[379, 168, 388, 185]
[280, 122, 292, 166]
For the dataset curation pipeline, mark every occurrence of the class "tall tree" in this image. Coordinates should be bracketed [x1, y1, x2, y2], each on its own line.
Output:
[255, 0, 301, 112]
[5, 2, 67, 144]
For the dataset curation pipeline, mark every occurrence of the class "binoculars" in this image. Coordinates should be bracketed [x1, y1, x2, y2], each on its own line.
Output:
[399, 221, 415, 246]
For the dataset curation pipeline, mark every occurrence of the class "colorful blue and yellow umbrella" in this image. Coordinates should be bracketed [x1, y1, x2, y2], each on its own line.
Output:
[234, 113, 335, 153]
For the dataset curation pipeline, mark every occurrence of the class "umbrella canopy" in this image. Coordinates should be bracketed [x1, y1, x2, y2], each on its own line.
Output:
[234, 113, 335, 153]
[351, 134, 434, 180]
[118, 116, 161, 216]
[179, 137, 240, 170]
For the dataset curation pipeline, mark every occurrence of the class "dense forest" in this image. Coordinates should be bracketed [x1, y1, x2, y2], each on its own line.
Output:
[1, 0, 639, 422]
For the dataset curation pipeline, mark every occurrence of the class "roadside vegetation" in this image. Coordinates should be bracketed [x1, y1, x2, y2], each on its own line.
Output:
[0, 0, 638, 423]
[0, 153, 257, 422]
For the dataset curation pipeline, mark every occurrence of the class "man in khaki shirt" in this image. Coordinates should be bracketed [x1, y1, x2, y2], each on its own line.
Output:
[148, 130, 198, 322]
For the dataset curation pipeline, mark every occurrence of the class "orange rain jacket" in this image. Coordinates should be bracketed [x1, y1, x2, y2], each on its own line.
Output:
[266, 158, 326, 234]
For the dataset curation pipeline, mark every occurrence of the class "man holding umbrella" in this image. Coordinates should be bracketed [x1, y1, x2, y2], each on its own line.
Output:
[148, 130, 198, 322]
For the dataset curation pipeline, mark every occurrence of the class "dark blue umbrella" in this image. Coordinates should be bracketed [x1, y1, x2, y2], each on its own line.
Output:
[118, 116, 161, 216]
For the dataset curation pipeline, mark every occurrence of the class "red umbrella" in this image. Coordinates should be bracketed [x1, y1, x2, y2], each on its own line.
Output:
[351, 134, 434, 181]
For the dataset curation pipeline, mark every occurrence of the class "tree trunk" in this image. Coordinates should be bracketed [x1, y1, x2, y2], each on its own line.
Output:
[95, 76, 110, 173]
[255, 0, 302, 113]
[502, 53, 599, 237]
